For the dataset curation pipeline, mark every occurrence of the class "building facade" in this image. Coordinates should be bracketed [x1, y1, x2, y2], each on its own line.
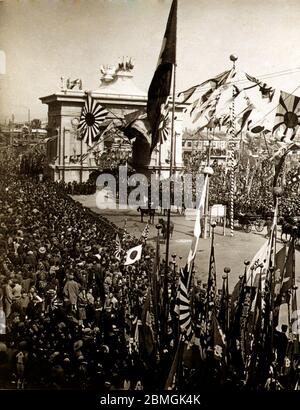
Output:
[40, 59, 187, 182]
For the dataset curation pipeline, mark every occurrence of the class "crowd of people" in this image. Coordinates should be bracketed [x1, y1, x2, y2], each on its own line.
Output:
[0, 153, 161, 390]
[0, 147, 299, 392]
[61, 180, 96, 196]
[209, 156, 300, 218]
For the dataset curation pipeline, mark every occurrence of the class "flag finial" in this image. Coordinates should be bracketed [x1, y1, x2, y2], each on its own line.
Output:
[229, 54, 238, 68]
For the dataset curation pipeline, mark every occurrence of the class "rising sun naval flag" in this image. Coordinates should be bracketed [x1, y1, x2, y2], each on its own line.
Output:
[78, 93, 108, 146]
[273, 91, 300, 142]
[147, 0, 177, 153]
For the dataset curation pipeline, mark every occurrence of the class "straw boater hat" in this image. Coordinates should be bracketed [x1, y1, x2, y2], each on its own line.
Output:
[16, 230, 24, 238]
[74, 340, 83, 351]
[83, 328, 92, 335]
[39, 247, 46, 255]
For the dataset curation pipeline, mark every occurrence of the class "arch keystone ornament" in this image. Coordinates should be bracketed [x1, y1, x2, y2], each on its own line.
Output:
[78, 92, 108, 146]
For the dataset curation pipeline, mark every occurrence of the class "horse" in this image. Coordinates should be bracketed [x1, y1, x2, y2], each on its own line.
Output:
[137, 206, 155, 224]
[158, 218, 174, 239]
[279, 216, 300, 243]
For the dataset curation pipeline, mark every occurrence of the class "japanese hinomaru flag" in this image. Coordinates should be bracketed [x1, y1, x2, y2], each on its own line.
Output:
[124, 244, 143, 266]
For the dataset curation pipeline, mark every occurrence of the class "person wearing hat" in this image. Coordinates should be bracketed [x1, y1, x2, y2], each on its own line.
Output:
[16, 342, 28, 389]
[3, 279, 14, 319]
[91, 258, 105, 300]
[27, 287, 43, 319]
[63, 274, 80, 313]
[84, 245, 91, 254]
[38, 246, 47, 257]
[77, 288, 88, 327]
[21, 270, 32, 294]
[25, 250, 37, 269]
[19, 290, 30, 317]
[0, 297, 6, 336]
[0, 234, 7, 256]
[11, 278, 22, 313]
[265, 216, 273, 238]
[274, 324, 289, 371]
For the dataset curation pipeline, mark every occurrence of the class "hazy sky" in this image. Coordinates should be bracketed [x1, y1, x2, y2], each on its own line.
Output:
[1, 0, 300, 122]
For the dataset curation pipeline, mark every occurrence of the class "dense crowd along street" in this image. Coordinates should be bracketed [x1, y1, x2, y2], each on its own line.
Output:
[0, 150, 299, 391]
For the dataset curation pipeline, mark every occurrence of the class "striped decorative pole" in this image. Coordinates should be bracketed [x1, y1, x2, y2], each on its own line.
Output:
[229, 151, 235, 237]
[229, 54, 238, 237]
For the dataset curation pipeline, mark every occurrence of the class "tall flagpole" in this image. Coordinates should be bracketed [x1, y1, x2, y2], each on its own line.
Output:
[146, 0, 177, 346]
[163, 60, 176, 342]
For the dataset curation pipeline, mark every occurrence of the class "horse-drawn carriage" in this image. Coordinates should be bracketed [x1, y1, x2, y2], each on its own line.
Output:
[236, 213, 266, 233]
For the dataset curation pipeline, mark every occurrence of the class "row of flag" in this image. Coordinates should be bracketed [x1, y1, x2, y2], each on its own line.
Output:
[78, 84, 300, 150]
[127, 197, 299, 390]
[116, 122, 298, 389]
[78, 3, 300, 156]
[166, 200, 299, 389]
[179, 67, 300, 144]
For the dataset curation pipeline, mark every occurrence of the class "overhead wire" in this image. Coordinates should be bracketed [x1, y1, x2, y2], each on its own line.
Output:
[180, 66, 300, 96]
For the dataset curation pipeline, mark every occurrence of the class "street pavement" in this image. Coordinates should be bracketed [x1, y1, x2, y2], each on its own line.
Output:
[73, 193, 300, 327]
[73, 193, 300, 293]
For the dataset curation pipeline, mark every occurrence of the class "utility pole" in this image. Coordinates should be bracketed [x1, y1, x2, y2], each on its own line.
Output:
[163, 63, 177, 346]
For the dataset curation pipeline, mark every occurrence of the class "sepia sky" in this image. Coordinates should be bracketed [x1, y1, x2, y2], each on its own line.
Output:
[1, 0, 300, 122]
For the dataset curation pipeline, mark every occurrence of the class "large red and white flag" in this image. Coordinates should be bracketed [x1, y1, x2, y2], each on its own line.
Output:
[147, 0, 177, 153]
